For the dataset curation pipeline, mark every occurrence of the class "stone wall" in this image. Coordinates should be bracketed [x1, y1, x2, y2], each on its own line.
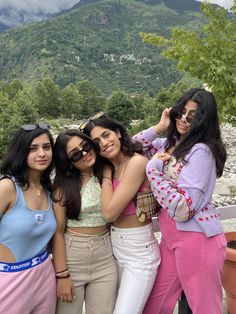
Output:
[213, 123, 236, 207]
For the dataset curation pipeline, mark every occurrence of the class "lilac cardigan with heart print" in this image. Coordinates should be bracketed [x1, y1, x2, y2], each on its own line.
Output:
[133, 127, 224, 237]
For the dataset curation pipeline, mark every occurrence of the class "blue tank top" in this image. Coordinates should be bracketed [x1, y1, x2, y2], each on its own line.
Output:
[0, 178, 56, 262]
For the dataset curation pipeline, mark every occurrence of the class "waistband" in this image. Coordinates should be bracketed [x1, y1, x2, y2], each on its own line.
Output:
[0, 251, 48, 273]
[111, 223, 153, 234]
[66, 228, 109, 237]
[64, 230, 110, 246]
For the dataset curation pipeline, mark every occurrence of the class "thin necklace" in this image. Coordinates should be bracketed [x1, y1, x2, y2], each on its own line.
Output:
[36, 186, 42, 197]
[29, 184, 42, 197]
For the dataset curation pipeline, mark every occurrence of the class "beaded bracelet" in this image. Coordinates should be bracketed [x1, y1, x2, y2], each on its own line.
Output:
[102, 182, 112, 187]
[103, 176, 112, 180]
[56, 268, 68, 275]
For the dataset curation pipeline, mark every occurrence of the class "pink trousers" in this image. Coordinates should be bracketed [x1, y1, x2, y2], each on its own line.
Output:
[143, 212, 226, 314]
[0, 256, 56, 314]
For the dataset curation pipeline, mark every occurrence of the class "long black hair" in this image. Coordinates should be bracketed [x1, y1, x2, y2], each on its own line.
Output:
[0, 126, 54, 191]
[166, 88, 226, 177]
[84, 116, 143, 156]
[52, 129, 100, 220]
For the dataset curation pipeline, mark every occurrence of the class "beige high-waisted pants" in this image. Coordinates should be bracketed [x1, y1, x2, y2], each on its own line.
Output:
[56, 231, 117, 314]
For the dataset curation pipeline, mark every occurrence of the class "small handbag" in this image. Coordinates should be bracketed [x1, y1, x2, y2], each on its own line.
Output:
[135, 191, 161, 222]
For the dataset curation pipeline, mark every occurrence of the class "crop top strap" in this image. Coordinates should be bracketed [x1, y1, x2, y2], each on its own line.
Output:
[0, 174, 14, 182]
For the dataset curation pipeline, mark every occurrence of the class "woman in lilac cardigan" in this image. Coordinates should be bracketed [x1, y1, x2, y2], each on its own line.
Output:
[133, 88, 227, 314]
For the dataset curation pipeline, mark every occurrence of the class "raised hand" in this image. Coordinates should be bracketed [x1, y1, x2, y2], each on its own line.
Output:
[154, 107, 172, 134]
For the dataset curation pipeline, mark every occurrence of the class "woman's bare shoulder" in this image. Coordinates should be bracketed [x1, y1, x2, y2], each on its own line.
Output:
[0, 177, 16, 216]
[0, 177, 16, 193]
[129, 154, 148, 166]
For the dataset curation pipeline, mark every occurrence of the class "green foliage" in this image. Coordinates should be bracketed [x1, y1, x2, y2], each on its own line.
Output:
[105, 90, 136, 127]
[0, 78, 106, 157]
[61, 84, 83, 118]
[77, 80, 106, 118]
[34, 78, 62, 117]
[1, 79, 24, 99]
[129, 94, 146, 119]
[0, 86, 38, 157]
[140, 2, 236, 116]
[33, 78, 105, 120]
[0, 0, 205, 95]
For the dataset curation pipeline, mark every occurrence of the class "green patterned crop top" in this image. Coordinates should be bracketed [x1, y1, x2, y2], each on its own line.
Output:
[67, 176, 107, 228]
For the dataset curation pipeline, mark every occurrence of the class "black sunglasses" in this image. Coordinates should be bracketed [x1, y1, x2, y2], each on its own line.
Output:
[69, 142, 94, 162]
[175, 112, 195, 126]
[21, 123, 51, 131]
[79, 112, 106, 131]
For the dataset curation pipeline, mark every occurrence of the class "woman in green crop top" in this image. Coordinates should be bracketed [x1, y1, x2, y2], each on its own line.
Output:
[52, 129, 117, 314]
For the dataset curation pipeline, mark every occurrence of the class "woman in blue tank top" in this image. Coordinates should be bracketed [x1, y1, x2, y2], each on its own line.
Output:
[52, 129, 117, 314]
[0, 123, 57, 314]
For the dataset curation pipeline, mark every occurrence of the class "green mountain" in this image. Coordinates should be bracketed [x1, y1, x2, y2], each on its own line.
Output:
[0, 0, 204, 95]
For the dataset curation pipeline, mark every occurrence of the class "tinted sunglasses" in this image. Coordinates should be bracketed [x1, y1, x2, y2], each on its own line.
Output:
[69, 142, 94, 162]
[21, 123, 51, 131]
[79, 111, 106, 131]
[175, 112, 195, 126]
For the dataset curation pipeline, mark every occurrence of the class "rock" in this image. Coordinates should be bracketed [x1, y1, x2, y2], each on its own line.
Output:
[213, 123, 236, 206]
[230, 186, 236, 196]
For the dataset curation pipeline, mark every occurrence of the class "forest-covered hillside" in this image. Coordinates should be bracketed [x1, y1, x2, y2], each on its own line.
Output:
[0, 0, 204, 95]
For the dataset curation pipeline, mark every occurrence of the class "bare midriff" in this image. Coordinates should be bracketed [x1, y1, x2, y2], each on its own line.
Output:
[0, 244, 16, 263]
[112, 214, 151, 228]
[66, 225, 108, 236]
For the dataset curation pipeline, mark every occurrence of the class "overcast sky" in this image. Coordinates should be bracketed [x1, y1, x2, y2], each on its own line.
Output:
[0, 0, 79, 14]
[0, 0, 234, 13]
[198, 0, 234, 9]
[0, 0, 234, 27]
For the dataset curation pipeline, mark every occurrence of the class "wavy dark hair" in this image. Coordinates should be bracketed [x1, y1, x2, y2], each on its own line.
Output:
[0, 126, 54, 191]
[83, 116, 143, 157]
[52, 129, 101, 220]
[166, 88, 226, 177]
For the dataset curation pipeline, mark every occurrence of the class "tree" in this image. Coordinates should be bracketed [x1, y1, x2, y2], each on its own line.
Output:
[34, 78, 62, 118]
[140, 2, 236, 118]
[0, 89, 38, 157]
[105, 91, 136, 128]
[76, 80, 105, 118]
[61, 84, 83, 118]
[1, 79, 24, 99]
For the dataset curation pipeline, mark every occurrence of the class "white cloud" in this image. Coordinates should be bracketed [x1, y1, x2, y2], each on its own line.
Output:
[0, 0, 234, 17]
[0, 0, 80, 27]
[198, 0, 234, 9]
[0, 0, 234, 14]
[0, 0, 234, 27]
[0, 0, 79, 14]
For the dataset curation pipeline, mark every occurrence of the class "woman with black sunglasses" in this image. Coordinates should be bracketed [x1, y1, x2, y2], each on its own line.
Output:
[52, 129, 117, 314]
[133, 88, 227, 314]
[0, 124, 56, 314]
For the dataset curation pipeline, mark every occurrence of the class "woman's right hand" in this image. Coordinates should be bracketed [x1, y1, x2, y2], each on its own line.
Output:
[102, 165, 113, 180]
[57, 277, 76, 303]
[152, 152, 171, 162]
[154, 107, 172, 134]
